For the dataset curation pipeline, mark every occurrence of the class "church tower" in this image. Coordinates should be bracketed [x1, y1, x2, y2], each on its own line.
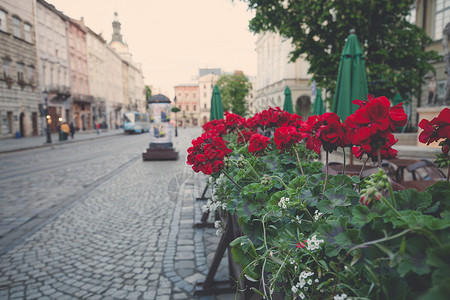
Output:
[111, 12, 123, 43]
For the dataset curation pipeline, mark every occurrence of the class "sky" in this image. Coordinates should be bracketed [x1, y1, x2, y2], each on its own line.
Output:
[48, 0, 258, 99]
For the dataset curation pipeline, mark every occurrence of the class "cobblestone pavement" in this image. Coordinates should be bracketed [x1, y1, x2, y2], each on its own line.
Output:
[0, 128, 236, 300]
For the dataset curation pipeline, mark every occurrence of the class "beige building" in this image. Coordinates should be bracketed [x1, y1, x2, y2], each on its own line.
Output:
[198, 68, 221, 125]
[0, 0, 41, 138]
[174, 84, 199, 127]
[254, 32, 312, 118]
[104, 44, 124, 129]
[109, 12, 145, 115]
[35, 0, 70, 133]
[414, 0, 450, 120]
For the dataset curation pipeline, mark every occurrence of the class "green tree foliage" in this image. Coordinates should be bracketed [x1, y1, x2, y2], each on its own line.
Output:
[217, 72, 252, 116]
[241, 0, 440, 104]
[145, 85, 152, 110]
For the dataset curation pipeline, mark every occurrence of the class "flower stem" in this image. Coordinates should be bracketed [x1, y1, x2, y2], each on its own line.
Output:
[270, 175, 289, 190]
[358, 156, 370, 178]
[380, 196, 401, 217]
[221, 169, 242, 190]
[342, 147, 346, 175]
[447, 166, 449, 181]
[377, 148, 382, 168]
[293, 148, 306, 177]
[323, 151, 329, 196]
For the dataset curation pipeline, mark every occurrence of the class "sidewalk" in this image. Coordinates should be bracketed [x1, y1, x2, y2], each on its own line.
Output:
[0, 129, 124, 154]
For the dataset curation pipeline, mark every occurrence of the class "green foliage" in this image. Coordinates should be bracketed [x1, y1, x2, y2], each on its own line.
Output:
[204, 128, 450, 299]
[216, 72, 252, 116]
[145, 85, 152, 110]
[241, 0, 440, 104]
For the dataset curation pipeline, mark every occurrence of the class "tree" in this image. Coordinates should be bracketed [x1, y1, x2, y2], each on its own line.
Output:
[241, 0, 439, 105]
[145, 85, 152, 110]
[216, 72, 252, 116]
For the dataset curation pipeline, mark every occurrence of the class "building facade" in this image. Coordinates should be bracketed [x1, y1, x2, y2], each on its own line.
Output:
[67, 18, 91, 131]
[415, 0, 450, 114]
[198, 69, 221, 125]
[0, 0, 41, 138]
[174, 84, 199, 127]
[253, 32, 312, 118]
[35, 0, 70, 133]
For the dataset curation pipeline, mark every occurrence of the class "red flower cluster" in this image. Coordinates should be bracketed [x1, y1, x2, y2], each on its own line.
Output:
[187, 133, 232, 175]
[224, 112, 247, 133]
[274, 126, 307, 153]
[248, 134, 271, 156]
[202, 119, 227, 136]
[247, 107, 302, 130]
[300, 113, 352, 154]
[237, 129, 257, 144]
[419, 108, 450, 154]
[346, 95, 407, 161]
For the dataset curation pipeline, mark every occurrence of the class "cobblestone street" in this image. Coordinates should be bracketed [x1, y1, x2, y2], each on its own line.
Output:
[0, 128, 235, 300]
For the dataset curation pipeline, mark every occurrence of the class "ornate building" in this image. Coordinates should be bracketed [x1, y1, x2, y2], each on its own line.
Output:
[174, 84, 199, 127]
[67, 18, 91, 131]
[198, 68, 221, 125]
[253, 32, 312, 118]
[0, 0, 40, 138]
[36, 0, 70, 133]
[109, 12, 145, 114]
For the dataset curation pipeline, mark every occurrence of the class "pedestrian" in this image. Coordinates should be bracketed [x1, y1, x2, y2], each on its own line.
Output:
[69, 121, 75, 139]
[60, 122, 70, 141]
[96, 122, 101, 134]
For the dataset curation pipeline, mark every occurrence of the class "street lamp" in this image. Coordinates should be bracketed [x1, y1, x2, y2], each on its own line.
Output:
[43, 90, 52, 144]
[172, 96, 180, 137]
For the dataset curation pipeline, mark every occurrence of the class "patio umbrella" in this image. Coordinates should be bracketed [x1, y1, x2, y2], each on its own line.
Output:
[210, 85, 224, 121]
[313, 89, 325, 115]
[392, 92, 403, 106]
[283, 86, 294, 113]
[332, 30, 369, 121]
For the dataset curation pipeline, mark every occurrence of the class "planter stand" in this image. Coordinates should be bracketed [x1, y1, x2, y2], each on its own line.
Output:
[196, 184, 209, 201]
[194, 213, 256, 299]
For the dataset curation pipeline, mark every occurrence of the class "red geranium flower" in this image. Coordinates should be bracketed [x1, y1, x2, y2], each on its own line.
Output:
[237, 129, 257, 144]
[187, 133, 232, 175]
[202, 119, 227, 136]
[419, 108, 450, 155]
[224, 111, 247, 133]
[274, 125, 306, 153]
[248, 134, 271, 156]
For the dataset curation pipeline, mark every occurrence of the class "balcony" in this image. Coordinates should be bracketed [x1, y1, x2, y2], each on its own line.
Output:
[72, 93, 93, 104]
[47, 85, 71, 100]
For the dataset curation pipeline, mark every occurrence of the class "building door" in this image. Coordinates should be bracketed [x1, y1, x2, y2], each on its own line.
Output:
[20, 112, 25, 137]
[32, 112, 38, 136]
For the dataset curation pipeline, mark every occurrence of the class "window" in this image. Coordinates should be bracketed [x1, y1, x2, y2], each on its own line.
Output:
[0, 10, 6, 32]
[3, 59, 10, 77]
[437, 81, 446, 102]
[27, 66, 34, 84]
[13, 17, 20, 38]
[434, 0, 450, 40]
[193, 93, 196, 98]
[185, 92, 189, 98]
[17, 63, 24, 81]
[186, 105, 189, 111]
[193, 105, 196, 111]
[24, 23, 31, 42]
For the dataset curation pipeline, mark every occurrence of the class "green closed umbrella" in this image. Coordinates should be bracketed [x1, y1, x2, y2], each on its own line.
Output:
[332, 31, 369, 121]
[283, 86, 294, 113]
[313, 89, 325, 115]
[210, 85, 224, 121]
[392, 92, 403, 106]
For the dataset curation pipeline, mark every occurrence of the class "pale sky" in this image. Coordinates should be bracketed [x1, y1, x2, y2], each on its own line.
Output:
[48, 0, 258, 99]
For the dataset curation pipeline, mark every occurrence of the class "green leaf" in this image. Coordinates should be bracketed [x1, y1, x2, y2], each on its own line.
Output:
[317, 216, 362, 257]
[390, 211, 450, 231]
[394, 189, 432, 212]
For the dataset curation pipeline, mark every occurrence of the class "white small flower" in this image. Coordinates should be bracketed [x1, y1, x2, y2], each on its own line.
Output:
[315, 279, 319, 283]
[304, 286, 308, 291]
[291, 286, 298, 293]
[299, 292, 305, 299]
[278, 197, 290, 209]
[214, 220, 221, 229]
[290, 258, 295, 265]
[307, 279, 312, 285]
[216, 229, 223, 236]
[202, 205, 209, 213]
[334, 294, 348, 300]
